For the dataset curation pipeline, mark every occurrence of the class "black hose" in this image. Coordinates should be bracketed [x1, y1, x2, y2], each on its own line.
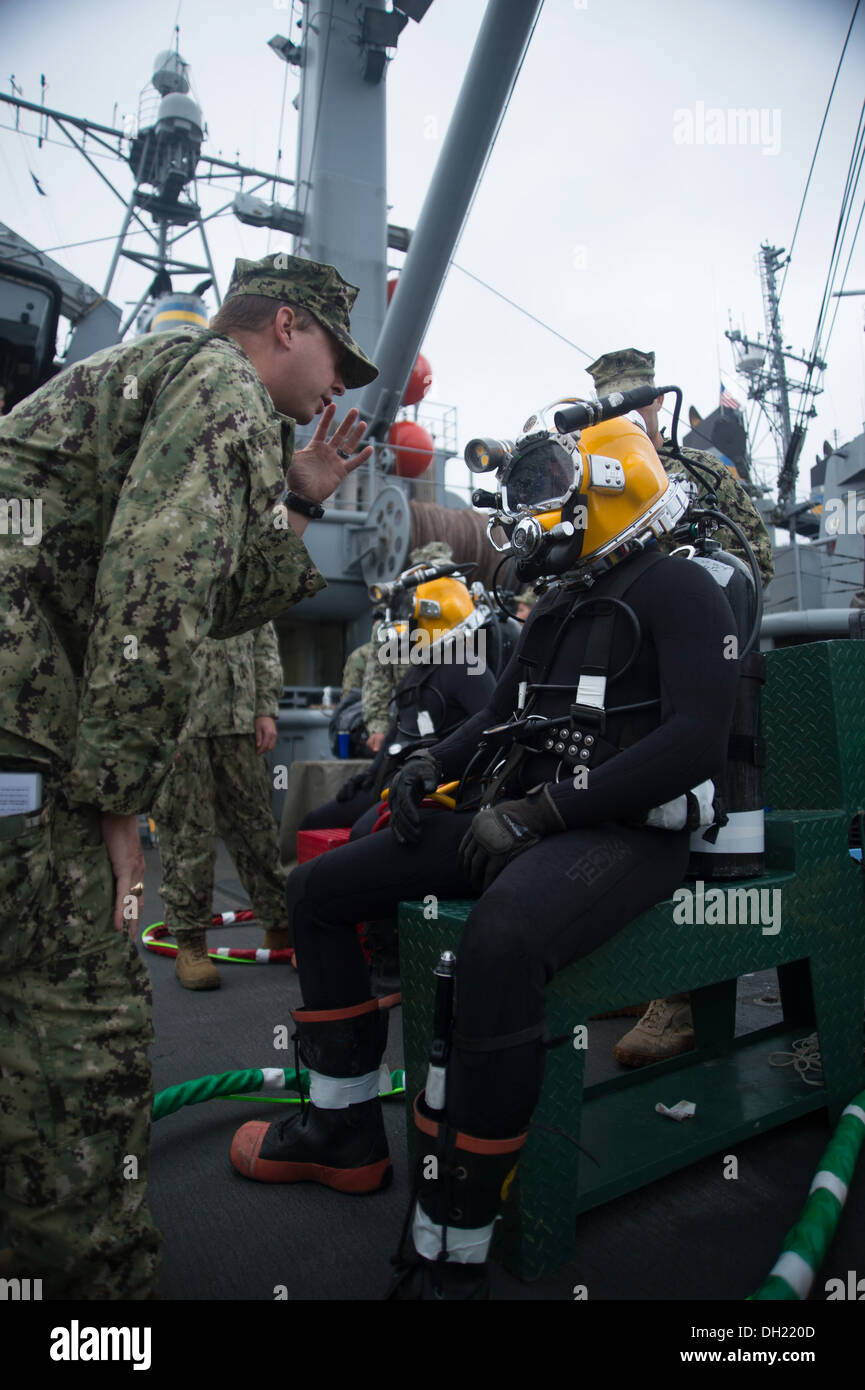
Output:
[662, 386, 719, 500]
[491, 552, 523, 621]
[695, 507, 764, 659]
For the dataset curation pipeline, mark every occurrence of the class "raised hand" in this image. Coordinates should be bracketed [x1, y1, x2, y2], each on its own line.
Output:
[287, 405, 374, 504]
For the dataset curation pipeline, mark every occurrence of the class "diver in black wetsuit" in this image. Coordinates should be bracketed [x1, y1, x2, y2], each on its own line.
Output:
[298, 565, 496, 835]
[229, 393, 742, 1298]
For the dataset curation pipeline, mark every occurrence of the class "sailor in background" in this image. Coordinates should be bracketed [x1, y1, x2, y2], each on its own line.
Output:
[153, 623, 293, 990]
[340, 640, 373, 702]
[0, 251, 377, 1298]
[229, 406, 740, 1298]
[586, 348, 774, 1066]
[587, 349, 774, 585]
[513, 587, 538, 622]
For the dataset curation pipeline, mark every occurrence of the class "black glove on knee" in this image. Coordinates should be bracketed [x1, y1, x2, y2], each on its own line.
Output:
[458, 784, 565, 892]
[387, 751, 443, 846]
[336, 771, 372, 803]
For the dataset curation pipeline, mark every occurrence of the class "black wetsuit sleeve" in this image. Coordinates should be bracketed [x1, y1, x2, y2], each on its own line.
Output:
[428, 641, 526, 779]
[546, 560, 739, 827]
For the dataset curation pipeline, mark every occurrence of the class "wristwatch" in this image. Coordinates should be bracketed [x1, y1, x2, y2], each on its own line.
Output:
[284, 490, 325, 519]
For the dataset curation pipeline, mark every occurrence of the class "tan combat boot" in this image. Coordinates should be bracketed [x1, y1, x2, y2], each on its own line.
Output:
[175, 932, 220, 990]
[590, 1003, 649, 1020]
[612, 993, 694, 1066]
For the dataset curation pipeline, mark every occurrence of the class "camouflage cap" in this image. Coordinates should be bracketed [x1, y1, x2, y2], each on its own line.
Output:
[408, 541, 453, 565]
[224, 253, 379, 389]
[514, 588, 537, 607]
[587, 348, 656, 398]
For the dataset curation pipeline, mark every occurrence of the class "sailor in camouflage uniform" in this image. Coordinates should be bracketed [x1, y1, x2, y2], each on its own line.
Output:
[0, 252, 377, 1298]
[341, 642, 373, 700]
[586, 348, 773, 1066]
[153, 622, 292, 990]
[361, 541, 454, 752]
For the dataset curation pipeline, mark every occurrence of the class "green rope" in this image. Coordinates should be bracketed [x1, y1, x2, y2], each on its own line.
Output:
[153, 1067, 406, 1122]
[749, 1089, 865, 1300]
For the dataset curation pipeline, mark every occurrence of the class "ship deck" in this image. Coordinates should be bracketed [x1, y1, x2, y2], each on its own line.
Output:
[142, 836, 865, 1308]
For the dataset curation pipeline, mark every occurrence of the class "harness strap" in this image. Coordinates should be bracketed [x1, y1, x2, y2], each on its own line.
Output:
[477, 549, 665, 799]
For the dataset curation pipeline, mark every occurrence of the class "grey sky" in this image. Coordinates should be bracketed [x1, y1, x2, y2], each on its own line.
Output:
[3, 0, 864, 504]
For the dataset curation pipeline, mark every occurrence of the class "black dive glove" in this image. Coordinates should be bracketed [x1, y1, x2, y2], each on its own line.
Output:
[335, 771, 373, 803]
[458, 784, 566, 892]
[387, 751, 443, 846]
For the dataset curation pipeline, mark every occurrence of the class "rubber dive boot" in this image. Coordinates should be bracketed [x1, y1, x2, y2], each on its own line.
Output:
[230, 998, 391, 1193]
[388, 1092, 526, 1300]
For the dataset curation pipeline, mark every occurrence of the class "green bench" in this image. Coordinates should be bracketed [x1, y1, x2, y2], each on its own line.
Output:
[398, 641, 865, 1280]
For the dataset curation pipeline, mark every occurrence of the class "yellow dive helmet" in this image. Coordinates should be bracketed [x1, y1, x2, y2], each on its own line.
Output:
[465, 397, 693, 580]
[413, 575, 477, 649]
[370, 563, 491, 656]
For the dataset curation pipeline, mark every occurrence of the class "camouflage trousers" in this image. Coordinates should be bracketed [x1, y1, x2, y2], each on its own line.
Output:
[0, 782, 161, 1299]
[153, 733, 288, 937]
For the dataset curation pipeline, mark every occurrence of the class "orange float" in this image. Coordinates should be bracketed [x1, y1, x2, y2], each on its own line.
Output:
[402, 352, 432, 407]
[388, 420, 434, 477]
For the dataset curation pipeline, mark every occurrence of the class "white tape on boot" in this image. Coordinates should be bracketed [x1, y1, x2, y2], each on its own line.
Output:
[308, 1068, 380, 1109]
[412, 1203, 496, 1265]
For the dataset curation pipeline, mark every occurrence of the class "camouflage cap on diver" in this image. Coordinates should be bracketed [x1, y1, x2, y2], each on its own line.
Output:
[587, 348, 656, 398]
[224, 253, 379, 389]
[408, 541, 454, 565]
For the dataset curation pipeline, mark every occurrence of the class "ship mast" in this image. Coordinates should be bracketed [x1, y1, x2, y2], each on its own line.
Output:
[726, 243, 826, 519]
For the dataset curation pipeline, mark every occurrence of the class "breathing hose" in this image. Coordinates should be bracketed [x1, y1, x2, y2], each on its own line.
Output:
[153, 1065, 406, 1121]
[748, 1089, 865, 1300]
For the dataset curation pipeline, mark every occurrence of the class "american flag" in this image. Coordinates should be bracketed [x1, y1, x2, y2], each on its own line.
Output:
[720, 382, 741, 411]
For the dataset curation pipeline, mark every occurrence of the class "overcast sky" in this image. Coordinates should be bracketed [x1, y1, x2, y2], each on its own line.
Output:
[3, 0, 864, 506]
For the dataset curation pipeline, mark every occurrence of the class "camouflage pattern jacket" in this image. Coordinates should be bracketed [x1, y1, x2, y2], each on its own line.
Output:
[362, 620, 411, 737]
[341, 641, 372, 700]
[0, 327, 324, 813]
[181, 622, 284, 740]
[658, 439, 774, 588]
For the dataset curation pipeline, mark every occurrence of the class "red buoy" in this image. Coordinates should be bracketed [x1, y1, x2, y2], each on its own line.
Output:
[388, 420, 434, 477]
[402, 352, 433, 407]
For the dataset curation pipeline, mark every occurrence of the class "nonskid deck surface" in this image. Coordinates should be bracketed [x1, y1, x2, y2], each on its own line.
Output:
[144, 838, 865, 1302]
